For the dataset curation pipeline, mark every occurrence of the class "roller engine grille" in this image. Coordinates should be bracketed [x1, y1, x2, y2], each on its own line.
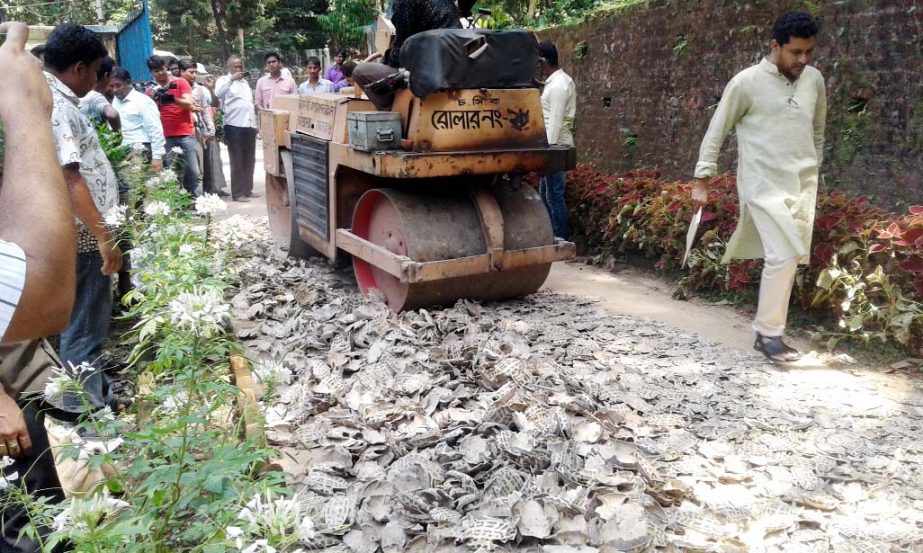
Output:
[290, 134, 329, 240]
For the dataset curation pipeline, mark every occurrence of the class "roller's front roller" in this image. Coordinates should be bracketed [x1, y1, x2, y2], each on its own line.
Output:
[266, 150, 318, 258]
[350, 180, 556, 311]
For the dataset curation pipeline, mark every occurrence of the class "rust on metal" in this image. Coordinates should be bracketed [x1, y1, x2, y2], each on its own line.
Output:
[469, 187, 505, 270]
[407, 89, 548, 152]
[337, 146, 576, 179]
[337, 228, 574, 284]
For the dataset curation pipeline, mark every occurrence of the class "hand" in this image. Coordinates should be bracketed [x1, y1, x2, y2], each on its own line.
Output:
[0, 392, 31, 459]
[98, 239, 124, 275]
[231, 71, 245, 81]
[205, 136, 215, 144]
[0, 22, 52, 120]
[192, 104, 203, 113]
[692, 178, 709, 207]
[204, 75, 215, 88]
[150, 158, 163, 172]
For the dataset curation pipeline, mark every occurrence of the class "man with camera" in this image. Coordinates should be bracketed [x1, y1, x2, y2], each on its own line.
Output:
[146, 55, 202, 197]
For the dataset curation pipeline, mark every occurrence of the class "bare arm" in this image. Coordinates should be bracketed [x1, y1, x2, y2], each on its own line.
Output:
[173, 93, 198, 111]
[0, 22, 76, 343]
[102, 104, 121, 131]
[63, 165, 122, 276]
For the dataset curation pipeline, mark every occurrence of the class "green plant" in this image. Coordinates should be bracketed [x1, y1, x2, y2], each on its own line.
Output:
[96, 122, 132, 170]
[4, 169, 293, 552]
[619, 127, 637, 147]
[548, 164, 923, 354]
[575, 41, 589, 58]
[672, 35, 688, 56]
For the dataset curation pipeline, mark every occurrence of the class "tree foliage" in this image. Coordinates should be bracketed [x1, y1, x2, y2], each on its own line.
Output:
[316, 0, 377, 50]
[0, 0, 142, 25]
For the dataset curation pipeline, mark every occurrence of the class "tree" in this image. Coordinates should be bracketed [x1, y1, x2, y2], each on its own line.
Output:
[316, 0, 378, 50]
[246, 0, 329, 59]
[153, 0, 275, 61]
[0, 0, 140, 25]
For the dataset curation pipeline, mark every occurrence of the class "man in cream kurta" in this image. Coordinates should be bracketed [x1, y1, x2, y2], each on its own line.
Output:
[693, 11, 826, 362]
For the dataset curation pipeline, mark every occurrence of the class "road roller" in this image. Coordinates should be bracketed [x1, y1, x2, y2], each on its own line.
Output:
[260, 29, 576, 312]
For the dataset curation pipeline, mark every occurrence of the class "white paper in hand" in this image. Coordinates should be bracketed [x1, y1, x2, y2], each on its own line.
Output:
[682, 207, 703, 268]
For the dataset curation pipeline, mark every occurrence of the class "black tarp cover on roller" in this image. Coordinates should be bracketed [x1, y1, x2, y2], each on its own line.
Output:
[399, 29, 540, 97]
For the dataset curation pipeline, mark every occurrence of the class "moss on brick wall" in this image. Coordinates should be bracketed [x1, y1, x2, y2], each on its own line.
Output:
[541, 0, 923, 210]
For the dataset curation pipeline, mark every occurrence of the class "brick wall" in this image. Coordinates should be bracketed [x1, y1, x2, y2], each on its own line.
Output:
[541, 0, 922, 210]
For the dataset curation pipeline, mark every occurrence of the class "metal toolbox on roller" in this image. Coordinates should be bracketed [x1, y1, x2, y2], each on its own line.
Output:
[347, 111, 402, 152]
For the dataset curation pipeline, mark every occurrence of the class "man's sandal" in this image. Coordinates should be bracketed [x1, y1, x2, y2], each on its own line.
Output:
[753, 332, 802, 363]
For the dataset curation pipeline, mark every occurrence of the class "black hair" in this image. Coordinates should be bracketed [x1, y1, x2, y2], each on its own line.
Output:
[336, 49, 348, 58]
[341, 61, 357, 78]
[111, 67, 131, 82]
[97, 56, 114, 81]
[168, 57, 180, 68]
[772, 11, 819, 45]
[146, 55, 166, 70]
[264, 51, 282, 63]
[178, 59, 196, 71]
[305, 56, 322, 68]
[43, 24, 108, 73]
[30, 44, 45, 58]
[538, 41, 559, 67]
[458, 0, 477, 18]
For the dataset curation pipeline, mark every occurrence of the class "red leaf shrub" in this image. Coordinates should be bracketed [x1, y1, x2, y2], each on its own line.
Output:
[562, 164, 922, 353]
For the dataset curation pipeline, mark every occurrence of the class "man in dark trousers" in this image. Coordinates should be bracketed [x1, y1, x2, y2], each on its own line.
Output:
[45, 24, 123, 412]
[215, 55, 260, 202]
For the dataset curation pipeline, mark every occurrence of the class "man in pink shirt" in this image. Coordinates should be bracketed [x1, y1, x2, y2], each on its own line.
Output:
[255, 52, 297, 109]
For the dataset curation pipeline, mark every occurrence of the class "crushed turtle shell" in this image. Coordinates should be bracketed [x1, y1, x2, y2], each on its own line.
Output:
[231, 227, 923, 552]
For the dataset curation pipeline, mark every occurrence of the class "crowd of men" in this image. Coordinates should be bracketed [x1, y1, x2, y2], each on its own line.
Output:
[0, 0, 826, 549]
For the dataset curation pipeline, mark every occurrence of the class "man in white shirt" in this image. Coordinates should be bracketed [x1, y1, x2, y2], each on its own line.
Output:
[693, 11, 825, 363]
[538, 41, 576, 240]
[298, 56, 335, 96]
[110, 66, 166, 171]
[215, 55, 260, 202]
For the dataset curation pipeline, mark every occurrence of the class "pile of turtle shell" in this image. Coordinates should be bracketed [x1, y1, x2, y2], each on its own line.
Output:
[231, 236, 923, 553]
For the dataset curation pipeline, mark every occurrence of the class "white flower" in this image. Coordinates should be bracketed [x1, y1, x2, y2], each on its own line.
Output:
[161, 168, 178, 183]
[161, 390, 188, 413]
[195, 193, 228, 217]
[241, 541, 277, 553]
[171, 146, 184, 155]
[178, 244, 197, 256]
[143, 200, 172, 217]
[103, 204, 128, 228]
[44, 363, 94, 406]
[52, 493, 130, 538]
[296, 517, 315, 541]
[0, 456, 18, 490]
[145, 176, 162, 189]
[234, 491, 313, 547]
[253, 358, 293, 386]
[168, 287, 231, 337]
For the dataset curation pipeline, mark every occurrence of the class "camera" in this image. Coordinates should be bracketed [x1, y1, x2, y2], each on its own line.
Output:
[150, 82, 178, 104]
[242, 71, 252, 79]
